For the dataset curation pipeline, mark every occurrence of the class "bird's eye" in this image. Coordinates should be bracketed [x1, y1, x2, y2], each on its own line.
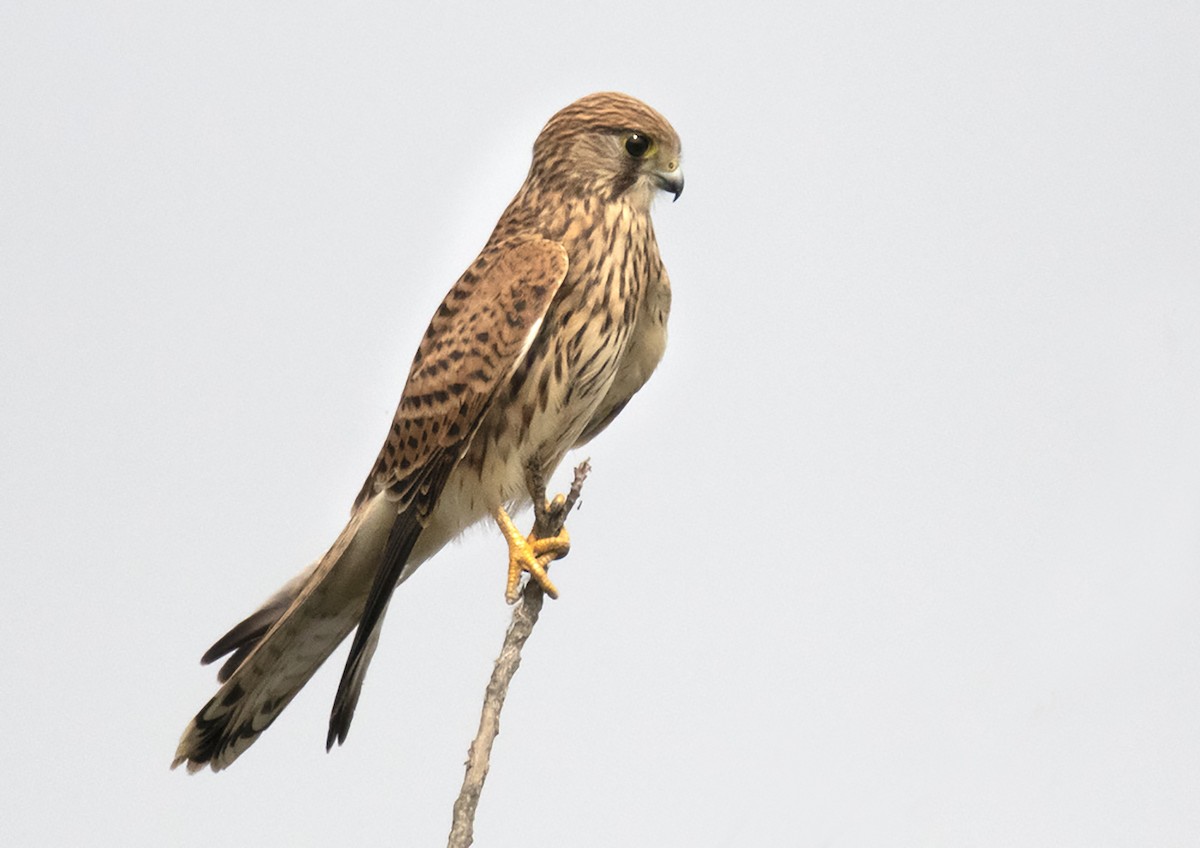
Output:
[624, 132, 653, 158]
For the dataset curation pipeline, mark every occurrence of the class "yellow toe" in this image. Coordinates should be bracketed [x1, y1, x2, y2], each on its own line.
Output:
[495, 508, 570, 603]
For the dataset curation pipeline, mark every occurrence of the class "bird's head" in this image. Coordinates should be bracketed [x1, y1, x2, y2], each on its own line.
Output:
[529, 92, 683, 207]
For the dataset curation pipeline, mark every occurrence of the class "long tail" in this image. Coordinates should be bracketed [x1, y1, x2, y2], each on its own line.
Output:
[173, 497, 397, 773]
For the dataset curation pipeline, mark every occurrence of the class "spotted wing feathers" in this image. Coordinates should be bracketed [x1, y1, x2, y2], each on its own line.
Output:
[173, 238, 569, 772]
[353, 237, 570, 517]
[329, 237, 569, 746]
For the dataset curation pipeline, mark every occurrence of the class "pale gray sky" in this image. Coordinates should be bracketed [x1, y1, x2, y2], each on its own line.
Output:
[2, 2, 1199, 846]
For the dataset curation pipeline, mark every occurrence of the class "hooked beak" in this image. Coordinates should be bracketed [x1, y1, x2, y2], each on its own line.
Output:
[652, 166, 685, 202]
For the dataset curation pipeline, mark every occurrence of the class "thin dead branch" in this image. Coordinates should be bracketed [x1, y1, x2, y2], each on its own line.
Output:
[447, 460, 591, 848]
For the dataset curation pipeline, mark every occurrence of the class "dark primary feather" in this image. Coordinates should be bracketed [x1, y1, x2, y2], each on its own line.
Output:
[326, 504, 425, 748]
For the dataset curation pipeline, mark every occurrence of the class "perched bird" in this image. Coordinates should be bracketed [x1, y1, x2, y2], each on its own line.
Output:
[173, 92, 683, 773]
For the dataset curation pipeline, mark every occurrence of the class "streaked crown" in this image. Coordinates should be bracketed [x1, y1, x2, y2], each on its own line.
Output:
[527, 92, 683, 204]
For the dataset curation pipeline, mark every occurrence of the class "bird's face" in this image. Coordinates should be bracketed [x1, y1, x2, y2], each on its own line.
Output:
[530, 92, 684, 207]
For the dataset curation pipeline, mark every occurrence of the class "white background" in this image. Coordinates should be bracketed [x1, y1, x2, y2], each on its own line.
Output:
[2, 2, 1198, 845]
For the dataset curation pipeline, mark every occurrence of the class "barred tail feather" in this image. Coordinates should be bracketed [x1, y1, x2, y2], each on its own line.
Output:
[173, 497, 397, 772]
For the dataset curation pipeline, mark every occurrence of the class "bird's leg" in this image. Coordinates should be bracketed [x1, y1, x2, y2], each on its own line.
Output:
[527, 469, 574, 569]
[494, 505, 570, 604]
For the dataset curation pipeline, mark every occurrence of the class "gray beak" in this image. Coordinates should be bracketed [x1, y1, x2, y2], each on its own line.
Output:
[653, 168, 685, 201]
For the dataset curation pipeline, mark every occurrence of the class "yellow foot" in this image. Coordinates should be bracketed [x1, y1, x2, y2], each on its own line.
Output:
[494, 506, 571, 604]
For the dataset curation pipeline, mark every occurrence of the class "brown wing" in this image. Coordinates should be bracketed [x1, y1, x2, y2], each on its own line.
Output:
[352, 237, 568, 515]
[327, 237, 569, 745]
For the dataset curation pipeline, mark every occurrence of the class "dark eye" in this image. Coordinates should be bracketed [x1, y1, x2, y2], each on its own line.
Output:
[624, 132, 653, 158]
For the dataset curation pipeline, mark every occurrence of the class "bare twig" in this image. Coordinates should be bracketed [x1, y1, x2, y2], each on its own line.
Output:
[447, 460, 591, 848]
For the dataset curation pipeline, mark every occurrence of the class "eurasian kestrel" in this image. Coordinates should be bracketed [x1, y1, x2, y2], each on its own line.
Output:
[173, 92, 683, 772]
